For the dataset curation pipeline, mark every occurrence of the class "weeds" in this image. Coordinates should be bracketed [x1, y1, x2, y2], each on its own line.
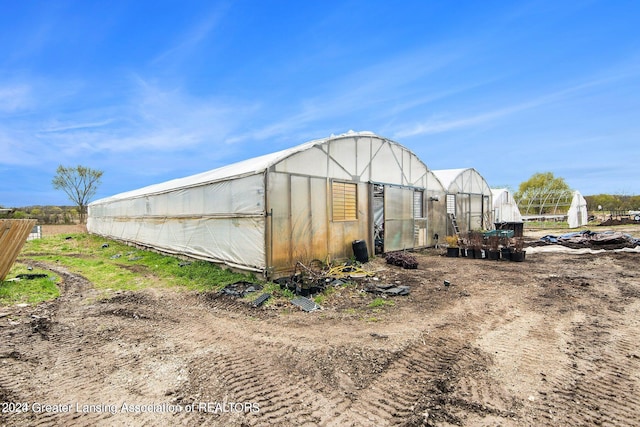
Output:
[368, 297, 395, 308]
[0, 265, 60, 305]
[5, 233, 256, 304]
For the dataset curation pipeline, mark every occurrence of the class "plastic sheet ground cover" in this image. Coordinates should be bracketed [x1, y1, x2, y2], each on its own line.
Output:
[538, 230, 640, 247]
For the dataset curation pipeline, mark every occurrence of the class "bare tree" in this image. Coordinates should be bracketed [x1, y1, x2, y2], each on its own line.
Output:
[52, 165, 103, 224]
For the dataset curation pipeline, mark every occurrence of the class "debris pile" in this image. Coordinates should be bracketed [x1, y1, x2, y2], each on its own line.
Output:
[384, 251, 418, 269]
[274, 261, 376, 298]
[537, 230, 640, 249]
[213, 257, 413, 313]
[365, 283, 410, 296]
[599, 217, 640, 226]
[221, 281, 263, 297]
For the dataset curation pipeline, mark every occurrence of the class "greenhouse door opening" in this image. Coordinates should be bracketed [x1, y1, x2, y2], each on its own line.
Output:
[373, 185, 384, 254]
[372, 184, 427, 254]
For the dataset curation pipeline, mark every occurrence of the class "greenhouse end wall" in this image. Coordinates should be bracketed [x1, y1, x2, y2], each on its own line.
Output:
[264, 134, 432, 275]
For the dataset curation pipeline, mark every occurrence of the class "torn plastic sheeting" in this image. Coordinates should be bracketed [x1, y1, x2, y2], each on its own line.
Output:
[530, 245, 640, 254]
[15, 273, 49, 280]
[326, 278, 348, 287]
[539, 230, 640, 246]
[366, 285, 411, 296]
[382, 286, 410, 296]
[590, 232, 639, 245]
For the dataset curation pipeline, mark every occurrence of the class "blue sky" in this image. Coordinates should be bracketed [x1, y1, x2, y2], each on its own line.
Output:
[1, 0, 639, 207]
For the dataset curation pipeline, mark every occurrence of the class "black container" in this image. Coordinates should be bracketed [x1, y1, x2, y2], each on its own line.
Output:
[446, 247, 460, 257]
[500, 247, 512, 261]
[511, 251, 526, 262]
[487, 250, 500, 260]
[352, 240, 369, 263]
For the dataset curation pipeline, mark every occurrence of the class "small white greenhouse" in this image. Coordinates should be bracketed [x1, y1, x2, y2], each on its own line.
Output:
[431, 168, 493, 235]
[88, 131, 435, 277]
[491, 188, 523, 223]
[567, 191, 588, 228]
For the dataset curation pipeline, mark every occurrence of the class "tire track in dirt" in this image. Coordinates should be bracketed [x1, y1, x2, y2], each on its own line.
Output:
[175, 324, 353, 426]
[0, 269, 195, 427]
[0, 265, 115, 427]
[521, 269, 640, 427]
[326, 334, 517, 426]
[533, 311, 640, 426]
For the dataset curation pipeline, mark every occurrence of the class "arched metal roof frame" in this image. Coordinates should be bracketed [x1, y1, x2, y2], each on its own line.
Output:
[432, 168, 491, 196]
[91, 131, 431, 206]
[516, 188, 574, 215]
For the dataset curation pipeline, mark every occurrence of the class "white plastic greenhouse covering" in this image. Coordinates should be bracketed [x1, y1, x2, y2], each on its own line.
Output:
[88, 171, 267, 271]
[432, 168, 493, 232]
[491, 188, 523, 223]
[88, 139, 333, 272]
[567, 191, 588, 228]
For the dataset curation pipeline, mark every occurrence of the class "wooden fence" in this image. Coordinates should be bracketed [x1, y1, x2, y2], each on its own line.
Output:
[0, 219, 37, 281]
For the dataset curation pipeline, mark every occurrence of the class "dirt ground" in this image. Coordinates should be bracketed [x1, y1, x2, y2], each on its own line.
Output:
[1, 225, 639, 426]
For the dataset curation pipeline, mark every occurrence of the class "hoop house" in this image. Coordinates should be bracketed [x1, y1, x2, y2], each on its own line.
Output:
[88, 132, 433, 277]
[491, 188, 523, 223]
[567, 191, 588, 228]
[432, 168, 493, 234]
[516, 188, 574, 218]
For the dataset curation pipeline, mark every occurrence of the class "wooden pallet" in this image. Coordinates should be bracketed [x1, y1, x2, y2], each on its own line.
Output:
[0, 219, 37, 281]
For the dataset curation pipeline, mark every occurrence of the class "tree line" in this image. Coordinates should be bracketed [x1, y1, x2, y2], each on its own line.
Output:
[584, 194, 640, 212]
[0, 206, 81, 224]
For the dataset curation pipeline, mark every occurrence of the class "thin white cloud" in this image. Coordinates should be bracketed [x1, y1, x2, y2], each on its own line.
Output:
[104, 77, 253, 151]
[0, 73, 256, 170]
[40, 119, 115, 133]
[223, 44, 470, 145]
[391, 97, 548, 138]
[0, 129, 49, 166]
[392, 67, 640, 139]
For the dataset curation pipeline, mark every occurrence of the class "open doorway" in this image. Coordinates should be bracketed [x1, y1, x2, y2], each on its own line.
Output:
[373, 184, 384, 254]
[371, 183, 427, 254]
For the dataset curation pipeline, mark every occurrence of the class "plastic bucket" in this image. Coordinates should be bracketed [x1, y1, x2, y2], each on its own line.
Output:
[352, 240, 369, 263]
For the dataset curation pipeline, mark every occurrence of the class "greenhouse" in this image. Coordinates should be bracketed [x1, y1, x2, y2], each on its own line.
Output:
[431, 168, 493, 236]
[491, 188, 523, 223]
[567, 191, 588, 228]
[88, 131, 435, 277]
[516, 187, 587, 226]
